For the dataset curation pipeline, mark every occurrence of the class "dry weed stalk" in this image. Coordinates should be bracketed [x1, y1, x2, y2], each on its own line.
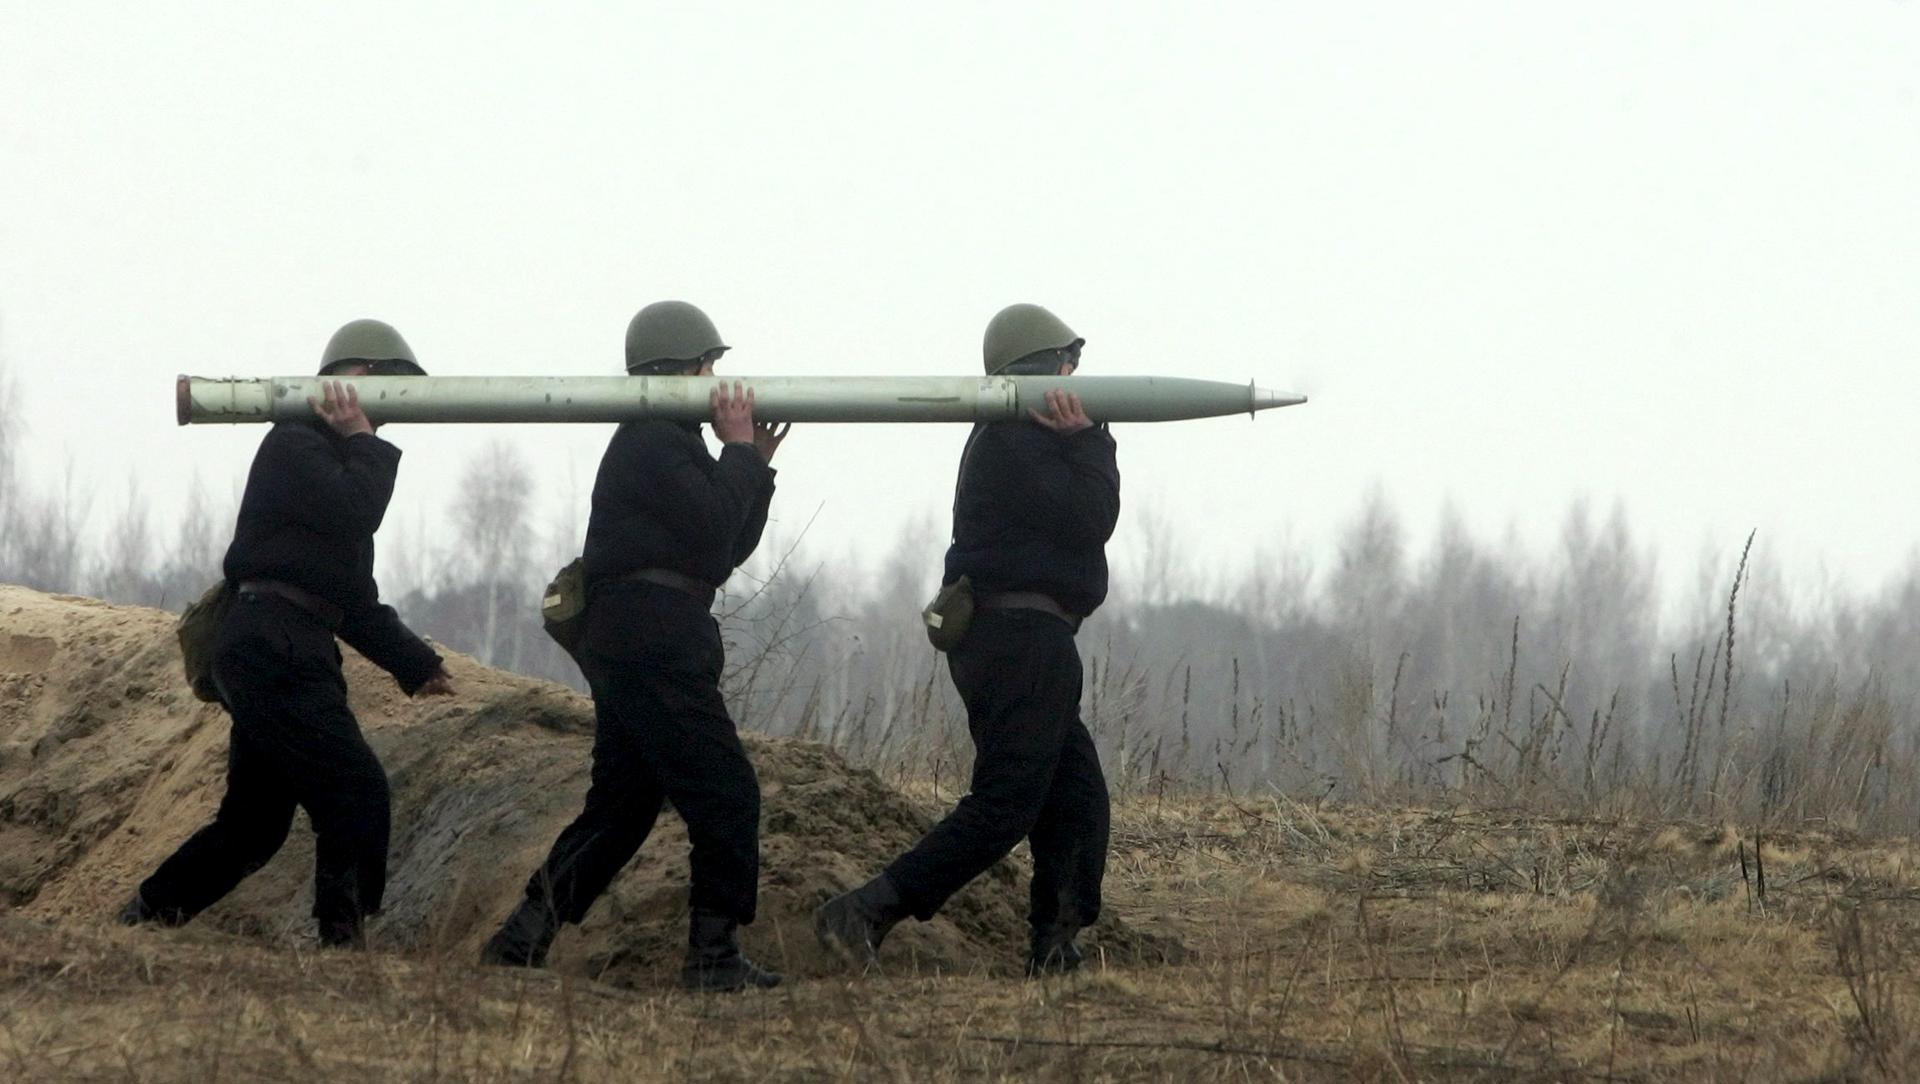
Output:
[1832, 905, 1907, 1077]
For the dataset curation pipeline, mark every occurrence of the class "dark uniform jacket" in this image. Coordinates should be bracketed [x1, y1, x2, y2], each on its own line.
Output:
[222, 421, 443, 693]
[943, 420, 1121, 618]
[582, 420, 776, 593]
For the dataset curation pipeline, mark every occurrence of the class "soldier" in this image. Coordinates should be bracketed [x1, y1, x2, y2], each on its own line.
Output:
[816, 303, 1119, 976]
[120, 319, 454, 947]
[481, 301, 789, 992]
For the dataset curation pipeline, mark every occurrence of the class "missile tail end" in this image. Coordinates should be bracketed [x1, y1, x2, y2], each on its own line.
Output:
[175, 375, 191, 426]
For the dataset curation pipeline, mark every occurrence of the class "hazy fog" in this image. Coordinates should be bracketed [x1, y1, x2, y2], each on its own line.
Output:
[2, 2, 1916, 606]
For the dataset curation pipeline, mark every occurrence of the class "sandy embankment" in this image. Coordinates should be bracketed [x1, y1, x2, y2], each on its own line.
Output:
[0, 584, 1164, 983]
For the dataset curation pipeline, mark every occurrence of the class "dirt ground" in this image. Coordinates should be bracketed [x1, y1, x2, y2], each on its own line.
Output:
[4, 585, 1920, 1082]
[0, 585, 1170, 979]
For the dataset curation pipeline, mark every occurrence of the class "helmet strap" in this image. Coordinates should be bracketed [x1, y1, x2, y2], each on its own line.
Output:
[628, 347, 726, 376]
[1001, 347, 1079, 376]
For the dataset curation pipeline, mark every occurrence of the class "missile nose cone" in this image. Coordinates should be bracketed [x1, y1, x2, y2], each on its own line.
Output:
[1251, 386, 1307, 414]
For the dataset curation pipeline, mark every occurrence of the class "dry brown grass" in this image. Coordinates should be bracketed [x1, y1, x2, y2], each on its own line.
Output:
[6, 794, 1920, 1083]
[6, 584, 1918, 1080]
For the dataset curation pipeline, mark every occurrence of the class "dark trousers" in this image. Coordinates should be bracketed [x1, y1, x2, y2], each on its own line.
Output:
[518, 583, 761, 925]
[139, 593, 390, 928]
[886, 609, 1110, 932]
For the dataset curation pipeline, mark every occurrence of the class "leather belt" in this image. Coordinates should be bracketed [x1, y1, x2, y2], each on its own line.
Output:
[613, 568, 717, 607]
[977, 591, 1082, 631]
[237, 579, 345, 631]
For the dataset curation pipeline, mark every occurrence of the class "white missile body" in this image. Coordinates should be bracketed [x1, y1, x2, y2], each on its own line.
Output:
[176, 374, 1305, 426]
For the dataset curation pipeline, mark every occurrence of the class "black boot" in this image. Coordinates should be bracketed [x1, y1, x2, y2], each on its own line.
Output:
[681, 908, 782, 993]
[813, 873, 908, 969]
[1026, 923, 1084, 977]
[317, 913, 366, 950]
[116, 891, 157, 927]
[117, 890, 186, 928]
[480, 898, 560, 968]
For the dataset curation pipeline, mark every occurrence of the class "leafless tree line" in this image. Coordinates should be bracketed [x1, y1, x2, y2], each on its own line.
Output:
[729, 495, 1920, 832]
[0, 366, 227, 606]
[5, 357, 1919, 829]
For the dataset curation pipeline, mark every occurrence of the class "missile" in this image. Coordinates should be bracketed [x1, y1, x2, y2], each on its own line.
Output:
[176, 374, 1306, 426]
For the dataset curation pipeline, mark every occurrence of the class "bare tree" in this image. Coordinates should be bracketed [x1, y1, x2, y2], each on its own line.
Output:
[4, 457, 89, 593]
[0, 353, 18, 568]
[0, 348, 89, 592]
[450, 439, 536, 667]
[1327, 486, 1407, 655]
[152, 474, 230, 608]
[91, 479, 156, 604]
[1125, 500, 1183, 608]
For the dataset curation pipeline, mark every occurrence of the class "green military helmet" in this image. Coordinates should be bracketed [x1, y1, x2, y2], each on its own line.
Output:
[319, 318, 426, 376]
[625, 301, 729, 374]
[982, 303, 1084, 375]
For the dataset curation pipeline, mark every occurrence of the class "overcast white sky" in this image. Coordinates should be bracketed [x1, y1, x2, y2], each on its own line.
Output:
[1, 2, 1915, 606]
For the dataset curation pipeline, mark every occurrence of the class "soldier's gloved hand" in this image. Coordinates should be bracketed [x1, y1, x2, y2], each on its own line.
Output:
[414, 667, 455, 697]
[1028, 389, 1092, 436]
[309, 380, 375, 437]
[752, 421, 791, 464]
[711, 380, 756, 445]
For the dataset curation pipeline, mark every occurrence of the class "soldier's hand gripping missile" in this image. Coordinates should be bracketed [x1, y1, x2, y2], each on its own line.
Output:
[175, 374, 1306, 426]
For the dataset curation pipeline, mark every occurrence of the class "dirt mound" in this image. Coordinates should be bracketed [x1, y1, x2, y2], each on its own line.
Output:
[0, 585, 1172, 983]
